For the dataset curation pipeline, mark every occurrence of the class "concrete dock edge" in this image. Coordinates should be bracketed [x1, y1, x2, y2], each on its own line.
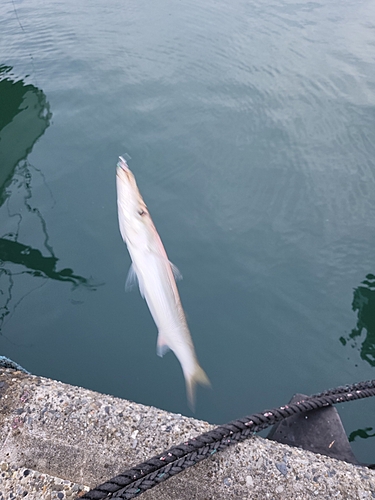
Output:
[0, 368, 374, 499]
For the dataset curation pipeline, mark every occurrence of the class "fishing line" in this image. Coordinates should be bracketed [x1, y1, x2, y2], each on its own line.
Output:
[10, 0, 39, 87]
[11, 0, 24, 32]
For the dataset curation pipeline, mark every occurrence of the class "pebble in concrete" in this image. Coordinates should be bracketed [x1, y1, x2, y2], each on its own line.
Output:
[0, 462, 89, 499]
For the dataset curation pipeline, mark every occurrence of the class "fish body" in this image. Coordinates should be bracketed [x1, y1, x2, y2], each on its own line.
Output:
[116, 156, 209, 408]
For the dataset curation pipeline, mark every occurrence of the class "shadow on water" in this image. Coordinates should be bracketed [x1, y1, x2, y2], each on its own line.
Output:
[340, 274, 375, 367]
[0, 65, 98, 332]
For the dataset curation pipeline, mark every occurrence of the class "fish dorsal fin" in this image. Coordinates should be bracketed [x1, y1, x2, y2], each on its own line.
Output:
[125, 264, 145, 298]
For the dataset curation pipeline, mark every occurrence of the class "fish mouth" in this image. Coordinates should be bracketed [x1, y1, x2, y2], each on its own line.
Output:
[117, 156, 130, 172]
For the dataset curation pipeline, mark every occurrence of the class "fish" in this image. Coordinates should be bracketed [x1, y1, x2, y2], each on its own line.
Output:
[116, 156, 210, 408]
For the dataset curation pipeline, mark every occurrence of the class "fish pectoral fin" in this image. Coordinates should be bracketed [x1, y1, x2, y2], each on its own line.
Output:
[125, 264, 144, 298]
[152, 251, 183, 281]
[125, 264, 138, 292]
[156, 333, 170, 357]
[169, 261, 182, 281]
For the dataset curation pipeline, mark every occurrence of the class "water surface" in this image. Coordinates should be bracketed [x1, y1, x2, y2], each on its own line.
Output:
[1, 0, 375, 463]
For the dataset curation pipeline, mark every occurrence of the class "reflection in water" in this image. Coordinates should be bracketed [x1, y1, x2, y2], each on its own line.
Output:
[0, 65, 51, 206]
[0, 238, 92, 287]
[348, 427, 375, 443]
[0, 66, 98, 331]
[339, 276, 375, 456]
[340, 274, 375, 367]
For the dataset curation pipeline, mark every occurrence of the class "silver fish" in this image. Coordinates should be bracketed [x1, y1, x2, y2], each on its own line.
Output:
[116, 156, 210, 408]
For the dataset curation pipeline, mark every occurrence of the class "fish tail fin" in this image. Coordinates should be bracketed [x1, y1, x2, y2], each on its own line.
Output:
[186, 364, 211, 411]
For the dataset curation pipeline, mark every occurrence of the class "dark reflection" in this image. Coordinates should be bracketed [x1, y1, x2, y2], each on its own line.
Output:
[0, 65, 52, 206]
[0, 238, 91, 287]
[0, 66, 98, 331]
[348, 427, 375, 443]
[340, 274, 375, 367]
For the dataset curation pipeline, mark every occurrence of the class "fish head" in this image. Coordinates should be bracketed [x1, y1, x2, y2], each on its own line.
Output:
[116, 157, 152, 244]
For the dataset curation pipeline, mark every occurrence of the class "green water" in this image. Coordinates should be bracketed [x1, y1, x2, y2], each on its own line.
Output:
[1, 0, 375, 464]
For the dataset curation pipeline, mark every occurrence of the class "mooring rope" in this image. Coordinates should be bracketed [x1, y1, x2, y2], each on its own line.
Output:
[80, 379, 375, 500]
[0, 356, 29, 374]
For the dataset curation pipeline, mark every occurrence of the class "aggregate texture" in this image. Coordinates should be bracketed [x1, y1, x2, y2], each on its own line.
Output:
[0, 368, 374, 499]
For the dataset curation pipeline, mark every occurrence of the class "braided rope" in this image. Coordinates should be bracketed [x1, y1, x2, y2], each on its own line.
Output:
[80, 379, 375, 500]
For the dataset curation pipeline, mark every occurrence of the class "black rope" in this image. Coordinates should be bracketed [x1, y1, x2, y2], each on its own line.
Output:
[79, 379, 375, 500]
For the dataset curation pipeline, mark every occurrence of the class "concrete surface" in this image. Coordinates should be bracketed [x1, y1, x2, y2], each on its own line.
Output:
[0, 367, 374, 499]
